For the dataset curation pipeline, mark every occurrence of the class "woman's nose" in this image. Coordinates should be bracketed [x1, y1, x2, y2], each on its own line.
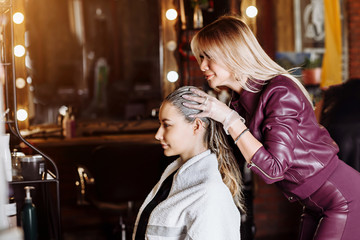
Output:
[155, 127, 163, 141]
[200, 59, 209, 72]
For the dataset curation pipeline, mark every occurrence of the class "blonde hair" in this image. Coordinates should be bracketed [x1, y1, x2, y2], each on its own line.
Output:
[164, 86, 245, 212]
[191, 15, 313, 105]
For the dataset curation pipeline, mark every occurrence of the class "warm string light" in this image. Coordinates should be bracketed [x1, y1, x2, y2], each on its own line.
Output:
[166, 9, 177, 20]
[246, 6, 258, 18]
[17, 109, 28, 121]
[59, 105, 68, 117]
[166, 40, 177, 51]
[165, 8, 178, 83]
[26, 76, 32, 84]
[15, 77, 26, 88]
[167, 71, 178, 83]
[13, 8, 29, 125]
[13, 12, 24, 24]
[14, 44, 25, 57]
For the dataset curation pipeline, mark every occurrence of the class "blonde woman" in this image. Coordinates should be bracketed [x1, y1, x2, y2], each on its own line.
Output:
[132, 86, 244, 240]
[183, 15, 360, 240]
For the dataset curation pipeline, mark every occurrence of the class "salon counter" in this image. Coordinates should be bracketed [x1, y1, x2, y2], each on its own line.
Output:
[21, 132, 171, 206]
[25, 133, 159, 147]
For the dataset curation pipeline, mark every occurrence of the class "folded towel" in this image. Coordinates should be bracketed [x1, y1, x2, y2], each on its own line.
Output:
[133, 150, 241, 240]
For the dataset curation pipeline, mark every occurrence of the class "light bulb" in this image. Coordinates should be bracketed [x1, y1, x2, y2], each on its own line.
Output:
[17, 109, 28, 121]
[167, 71, 178, 83]
[14, 45, 25, 57]
[26, 76, 32, 84]
[59, 105, 68, 116]
[246, 6, 258, 18]
[16, 78, 26, 89]
[13, 12, 24, 24]
[166, 9, 178, 21]
[166, 41, 177, 51]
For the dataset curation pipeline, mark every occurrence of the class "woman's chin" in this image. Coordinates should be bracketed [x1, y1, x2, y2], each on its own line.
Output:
[208, 81, 218, 89]
[163, 149, 175, 157]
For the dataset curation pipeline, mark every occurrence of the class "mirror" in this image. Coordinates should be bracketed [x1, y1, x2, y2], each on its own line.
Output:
[25, 0, 161, 125]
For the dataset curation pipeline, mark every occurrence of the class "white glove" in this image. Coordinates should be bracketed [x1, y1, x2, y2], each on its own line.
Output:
[182, 88, 245, 134]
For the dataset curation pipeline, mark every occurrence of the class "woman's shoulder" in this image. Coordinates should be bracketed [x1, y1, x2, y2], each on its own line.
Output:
[266, 75, 300, 90]
[262, 75, 305, 101]
[174, 153, 226, 191]
[257, 75, 309, 115]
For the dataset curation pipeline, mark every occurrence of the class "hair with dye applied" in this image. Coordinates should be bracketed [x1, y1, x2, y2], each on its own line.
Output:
[164, 86, 245, 212]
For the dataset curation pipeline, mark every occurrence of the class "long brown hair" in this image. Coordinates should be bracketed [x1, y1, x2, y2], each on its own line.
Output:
[164, 86, 245, 212]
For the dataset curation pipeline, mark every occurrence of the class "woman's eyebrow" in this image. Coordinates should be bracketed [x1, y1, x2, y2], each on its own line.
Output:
[160, 118, 171, 123]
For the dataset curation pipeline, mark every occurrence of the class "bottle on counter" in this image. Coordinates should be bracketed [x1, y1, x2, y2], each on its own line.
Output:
[68, 114, 76, 138]
[0, 133, 12, 182]
[62, 109, 70, 138]
[5, 185, 17, 228]
[21, 186, 38, 240]
[57, 113, 64, 138]
[62, 107, 76, 139]
[11, 149, 25, 181]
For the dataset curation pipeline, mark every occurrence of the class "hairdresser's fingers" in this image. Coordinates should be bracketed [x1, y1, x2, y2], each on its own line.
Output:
[182, 94, 208, 105]
[183, 102, 219, 121]
[188, 87, 208, 97]
[184, 103, 213, 119]
[182, 89, 232, 122]
[190, 111, 210, 119]
[182, 101, 204, 110]
[186, 88, 213, 101]
[182, 94, 214, 112]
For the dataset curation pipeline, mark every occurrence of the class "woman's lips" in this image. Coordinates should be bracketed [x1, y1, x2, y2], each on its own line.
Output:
[205, 74, 214, 81]
[160, 143, 169, 149]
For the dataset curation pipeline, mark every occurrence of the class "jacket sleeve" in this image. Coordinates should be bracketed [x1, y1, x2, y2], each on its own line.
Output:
[248, 83, 306, 184]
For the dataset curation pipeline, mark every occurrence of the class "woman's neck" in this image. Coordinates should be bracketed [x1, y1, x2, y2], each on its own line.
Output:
[180, 146, 209, 163]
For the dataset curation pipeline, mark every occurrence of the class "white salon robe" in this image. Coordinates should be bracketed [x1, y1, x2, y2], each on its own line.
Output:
[133, 150, 241, 240]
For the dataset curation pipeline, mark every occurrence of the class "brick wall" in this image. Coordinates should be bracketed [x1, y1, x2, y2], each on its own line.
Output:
[347, 0, 360, 79]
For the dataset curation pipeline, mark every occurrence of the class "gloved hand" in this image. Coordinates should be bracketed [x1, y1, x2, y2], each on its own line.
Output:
[182, 88, 245, 134]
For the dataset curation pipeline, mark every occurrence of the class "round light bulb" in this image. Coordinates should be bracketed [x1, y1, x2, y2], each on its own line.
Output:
[16, 78, 26, 89]
[14, 45, 26, 57]
[13, 12, 24, 24]
[166, 9, 178, 21]
[166, 40, 177, 51]
[17, 109, 28, 121]
[246, 6, 258, 18]
[96, 8, 102, 16]
[26, 76, 32, 84]
[59, 105, 68, 116]
[167, 71, 179, 83]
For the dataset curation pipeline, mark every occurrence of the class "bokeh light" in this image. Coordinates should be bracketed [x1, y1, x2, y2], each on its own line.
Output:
[166, 9, 178, 20]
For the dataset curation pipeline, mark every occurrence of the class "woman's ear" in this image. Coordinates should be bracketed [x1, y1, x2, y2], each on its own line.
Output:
[193, 118, 205, 134]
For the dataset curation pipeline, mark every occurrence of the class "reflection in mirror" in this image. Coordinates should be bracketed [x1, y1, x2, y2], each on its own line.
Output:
[26, 0, 161, 126]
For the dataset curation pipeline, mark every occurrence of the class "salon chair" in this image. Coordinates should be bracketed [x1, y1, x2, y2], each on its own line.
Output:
[75, 164, 132, 239]
[75, 143, 171, 239]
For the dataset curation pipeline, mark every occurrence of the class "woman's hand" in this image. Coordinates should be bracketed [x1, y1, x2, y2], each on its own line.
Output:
[182, 88, 233, 124]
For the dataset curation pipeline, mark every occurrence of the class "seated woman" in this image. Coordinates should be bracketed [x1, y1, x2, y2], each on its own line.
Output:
[132, 86, 244, 240]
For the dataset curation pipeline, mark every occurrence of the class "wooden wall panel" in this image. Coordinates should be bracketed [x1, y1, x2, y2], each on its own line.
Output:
[274, 0, 295, 52]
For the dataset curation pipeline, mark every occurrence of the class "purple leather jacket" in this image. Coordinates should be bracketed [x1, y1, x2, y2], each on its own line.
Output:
[231, 75, 339, 201]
